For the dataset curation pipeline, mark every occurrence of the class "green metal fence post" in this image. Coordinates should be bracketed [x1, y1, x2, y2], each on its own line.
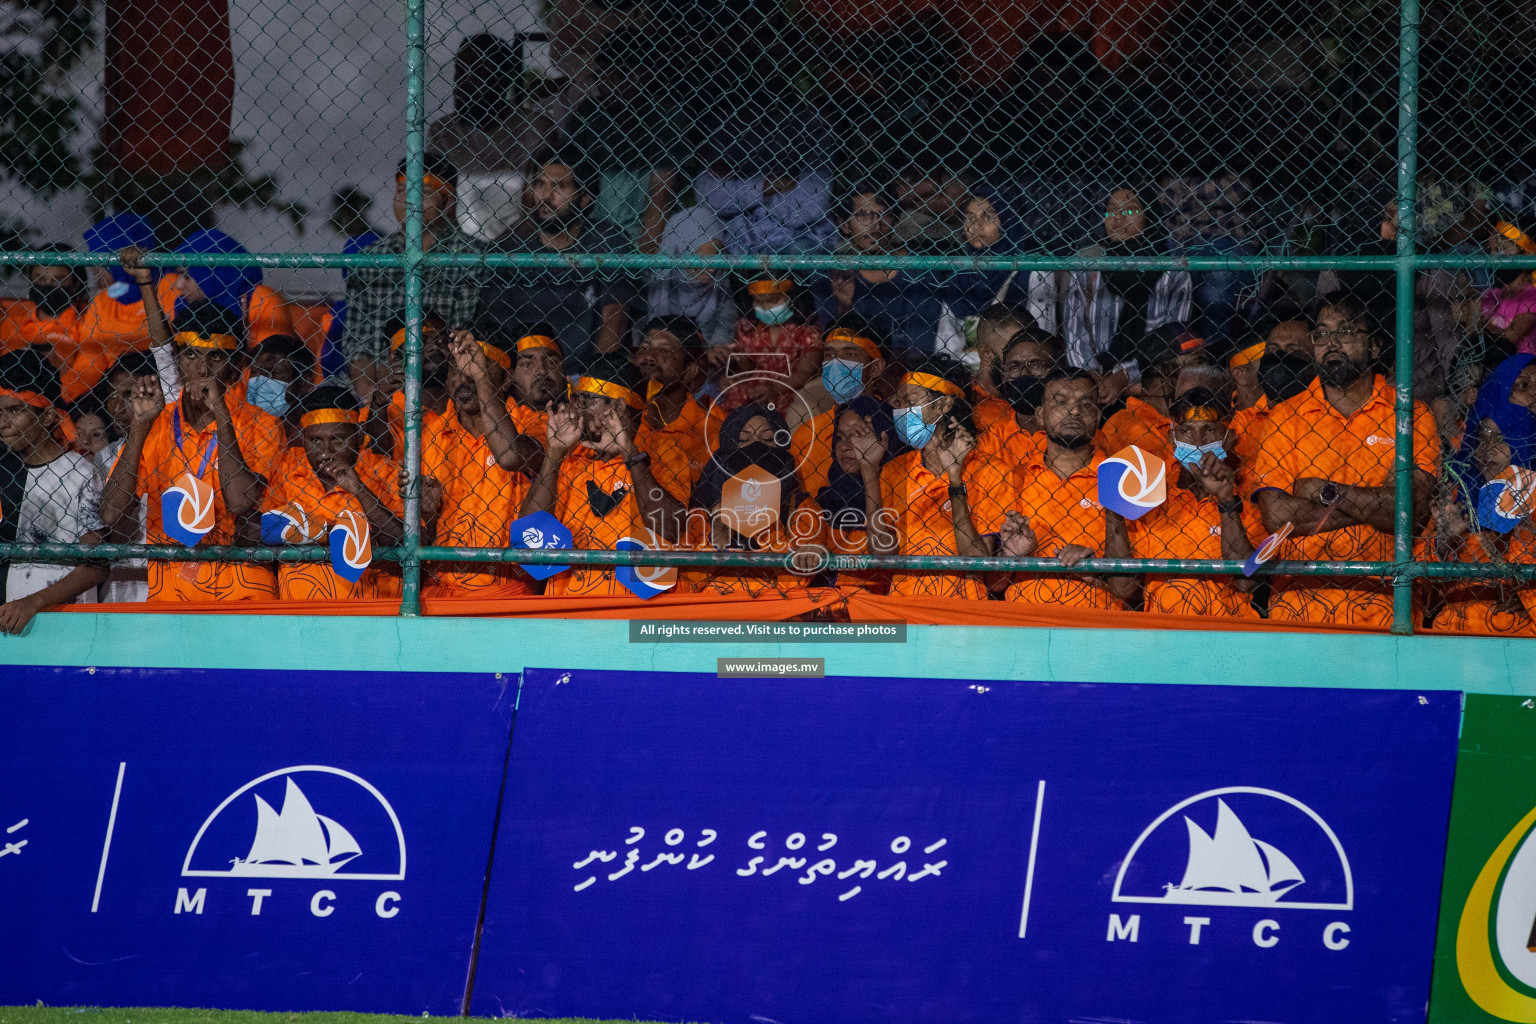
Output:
[1391, 0, 1421, 635]
[398, 0, 427, 616]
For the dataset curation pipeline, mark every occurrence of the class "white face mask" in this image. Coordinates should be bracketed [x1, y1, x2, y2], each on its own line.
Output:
[246, 375, 289, 415]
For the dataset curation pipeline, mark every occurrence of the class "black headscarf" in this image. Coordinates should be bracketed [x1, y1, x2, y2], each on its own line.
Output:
[816, 396, 904, 531]
[690, 402, 792, 511]
[1098, 187, 1164, 359]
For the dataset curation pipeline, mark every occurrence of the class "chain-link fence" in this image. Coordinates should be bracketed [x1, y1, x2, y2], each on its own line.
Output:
[0, 0, 1533, 634]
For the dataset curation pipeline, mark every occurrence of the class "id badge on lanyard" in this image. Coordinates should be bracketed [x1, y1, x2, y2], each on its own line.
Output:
[163, 407, 220, 559]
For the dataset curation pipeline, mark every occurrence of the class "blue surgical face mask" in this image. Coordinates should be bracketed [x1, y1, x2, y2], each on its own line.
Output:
[893, 404, 937, 449]
[1173, 439, 1227, 469]
[754, 302, 793, 325]
[246, 375, 289, 416]
[822, 358, 864, 403]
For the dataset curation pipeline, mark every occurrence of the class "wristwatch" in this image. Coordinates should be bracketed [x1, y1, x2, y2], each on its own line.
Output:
[948, 483, 967, 498]
[1319, 481, 1342, 506]
[1217, 497, 1244, 515]
[624, 450, 651, 470]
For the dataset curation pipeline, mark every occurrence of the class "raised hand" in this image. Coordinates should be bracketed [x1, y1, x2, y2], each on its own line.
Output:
[119, 246, 154, 286]
[930, 418, 974, 481]
[998, 511, 1037, 557]
[129, 375, 164, 427]
[1194, 450, 1237, 504]
[546, 401, 582, 456]
[448, 330, 489, 382]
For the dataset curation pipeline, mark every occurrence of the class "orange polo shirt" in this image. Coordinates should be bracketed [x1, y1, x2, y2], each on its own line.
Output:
[682, 497, 830, 597]
[1253, 375, 1439, 627]
[1423, 516, 1536, 636]
[972, 396, 1013, 435]
[421, 406, 534, 598]
[1228, 395, 1270, 497]
[636, 395, 711, 504]
[0, 300, 78, 355]
[1252, 376, 1439, 564]
[263, 446, 403, 600]
[508, 399, 549, 441]
[1097, 396, 1171, 461]
[547, 447, 658, 598]
[131, 392, 284, 602]
[1126, 482, 1265, 617]
[61, 278, 182, 399]
[790, 408, 837, 498]
[1004, 448, 1126, 610]
[879, 447, 1014, 600]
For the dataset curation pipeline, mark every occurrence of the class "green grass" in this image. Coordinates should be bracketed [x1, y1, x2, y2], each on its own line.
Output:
[0, 1012, 682, 1024]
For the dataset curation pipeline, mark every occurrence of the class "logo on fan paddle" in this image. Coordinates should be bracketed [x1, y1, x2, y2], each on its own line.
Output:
[1097, 445, 1167, 521]
[508, 510, 572, 581]
[328, 509, 371, 583]
[615, 529, 676, 599]
[1243, 521, 1295, 577]
[161, 471, 217, 547]
[260, 500, 316, 545]
[1477, 466, 1536, 534]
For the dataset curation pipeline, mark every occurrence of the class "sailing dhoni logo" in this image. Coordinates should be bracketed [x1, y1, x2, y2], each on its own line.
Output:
[182, 766, 406, 880]
[1112, 787, 1352, 910]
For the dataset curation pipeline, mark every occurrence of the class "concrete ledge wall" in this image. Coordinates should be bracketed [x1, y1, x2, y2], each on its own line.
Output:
[7, 612, 1532, 694]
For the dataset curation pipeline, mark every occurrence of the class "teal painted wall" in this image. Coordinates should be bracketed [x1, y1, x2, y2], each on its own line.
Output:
[4, 612, 1532, 694]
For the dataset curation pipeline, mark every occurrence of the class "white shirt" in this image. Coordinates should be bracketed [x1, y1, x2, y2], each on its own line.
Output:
[5, 451, 103, 603]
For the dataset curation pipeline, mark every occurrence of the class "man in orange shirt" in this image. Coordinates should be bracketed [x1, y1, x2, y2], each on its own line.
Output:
[985, 329, 1067, 468]
[1252, 296, 1440, 626]
[1104, 388, 1264, 616]
[360, 316, 451, 461]
[506, 323, 567, 440]
[522, 359, 690, 597]
[862, 356, 1013, 600]
[1228, 316, 1316, 496]
[789, 317, 888, 497]
[99, 306, 284, 601]
[0, 258, 86, 360]
[631, 316, 710, 504]
[262, 385, 403, 599]
[999, 372, 1127, 610]
[417, 330, 544, 598]
[970, 303, 1034, 433]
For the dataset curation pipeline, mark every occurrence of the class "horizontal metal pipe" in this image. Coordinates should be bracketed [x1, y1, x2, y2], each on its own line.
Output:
[3, 543, 1533, 579]
[5, 250, 1536, 273]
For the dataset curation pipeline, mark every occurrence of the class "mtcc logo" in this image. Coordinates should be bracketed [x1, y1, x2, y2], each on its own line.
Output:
[176, 766, 405, 919]
[1456, 806, 1536, 1020]
[1106, 787, 1352, 949]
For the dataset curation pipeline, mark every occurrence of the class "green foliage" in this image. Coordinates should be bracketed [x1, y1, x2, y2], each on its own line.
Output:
[0, 1, 98, 196]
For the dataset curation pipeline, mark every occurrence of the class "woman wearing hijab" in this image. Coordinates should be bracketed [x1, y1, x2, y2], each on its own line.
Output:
[172, 229, 295, 348]
[817, 395, 904, 593]
[944, 186, 1031, 324]
[1025, 187, 1192, 383]
[684, 402, 829, 596]
[1430, 353, 1536, 634]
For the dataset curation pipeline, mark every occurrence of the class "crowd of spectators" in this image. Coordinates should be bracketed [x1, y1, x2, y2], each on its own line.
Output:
[0, 26, 1533, 635]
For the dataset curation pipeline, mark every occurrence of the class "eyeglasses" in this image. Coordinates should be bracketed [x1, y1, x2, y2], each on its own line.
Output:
[1313, 328, 1367, 342]
[1007, 359, 1056, 375]
[1105, 209, 1143, 218]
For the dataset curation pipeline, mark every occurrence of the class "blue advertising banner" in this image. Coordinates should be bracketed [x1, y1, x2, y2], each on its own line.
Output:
[0, 666, 512, 1014]
[473, 669, 1459, 1024]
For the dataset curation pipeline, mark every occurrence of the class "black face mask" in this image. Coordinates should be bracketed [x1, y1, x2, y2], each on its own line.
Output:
[999, 375, 1047, 416]
[1258, 351, 1315, 404]
[29, 284, 74, 318]
[1318, 352, 1373, 390]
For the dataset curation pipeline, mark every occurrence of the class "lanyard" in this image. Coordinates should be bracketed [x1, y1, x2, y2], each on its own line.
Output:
[172, 406, 219, 479]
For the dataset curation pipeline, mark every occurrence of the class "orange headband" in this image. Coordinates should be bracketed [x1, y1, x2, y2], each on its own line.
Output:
[299, 409, 358, 429]
[1179, 335, 1207, 353]
[574, 376, 643, 411]
[1175, 405, 1224, 424]
[0, 387, 52, 410]
[748, 279, 793, 296]
[1229, 341, 1266, 368]
[174, 331, 239, 351]
[825, 328, 881, 361]
[479, 340, 512, 372]
[389, 321, 445, 351]
[397, 172, 453, 194]
[902, 371, 965, 399]
[516, 334, 560, 354]
[1496, 221, 1536, 256]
